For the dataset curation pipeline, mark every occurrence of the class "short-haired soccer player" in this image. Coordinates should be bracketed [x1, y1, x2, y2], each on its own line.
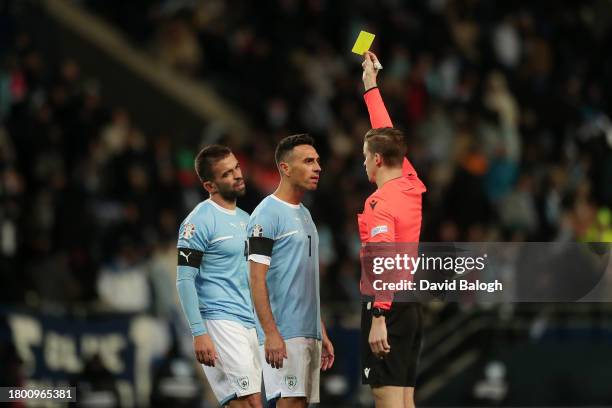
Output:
[176, 145, 262, 407]
[247, 134, 334, 407]
[358, 52, 427, 408]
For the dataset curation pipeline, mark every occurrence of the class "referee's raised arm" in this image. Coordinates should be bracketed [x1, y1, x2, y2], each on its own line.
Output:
[362, 51, 393, 128]
[361, 51, 421, 179]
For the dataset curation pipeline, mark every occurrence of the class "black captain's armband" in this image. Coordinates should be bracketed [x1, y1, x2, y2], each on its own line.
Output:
[248, 236, 274, 257]
[177, 247, 204, 267]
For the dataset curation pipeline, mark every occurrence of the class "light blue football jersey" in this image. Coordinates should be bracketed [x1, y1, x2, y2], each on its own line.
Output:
[176, 199, 255, 335]
[248, 194, 321, 343]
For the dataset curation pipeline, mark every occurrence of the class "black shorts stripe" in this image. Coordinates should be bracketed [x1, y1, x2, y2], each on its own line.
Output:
[248, 236, 274, 257]
[177, 247, 203, 267]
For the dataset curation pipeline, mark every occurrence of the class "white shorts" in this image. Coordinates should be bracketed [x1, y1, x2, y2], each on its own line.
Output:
[259, 337, 321, 403]
[201, 320, 262, 405]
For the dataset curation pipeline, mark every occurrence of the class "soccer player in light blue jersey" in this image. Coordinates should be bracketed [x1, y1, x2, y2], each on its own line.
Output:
[248, 134, 334, 407]
[176, 145, 262, 408]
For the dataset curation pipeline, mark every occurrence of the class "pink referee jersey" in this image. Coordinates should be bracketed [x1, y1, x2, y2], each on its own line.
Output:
[358, 87, 426, 310]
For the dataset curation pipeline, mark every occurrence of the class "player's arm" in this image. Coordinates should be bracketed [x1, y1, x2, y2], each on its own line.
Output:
[176, 223, 217, 367]
[248, 220, 287, 369]
[249, 260, 288, 370]
[362, 51, 417, 177]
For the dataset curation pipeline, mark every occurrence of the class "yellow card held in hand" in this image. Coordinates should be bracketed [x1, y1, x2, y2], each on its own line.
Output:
[351, 31, 375, 55]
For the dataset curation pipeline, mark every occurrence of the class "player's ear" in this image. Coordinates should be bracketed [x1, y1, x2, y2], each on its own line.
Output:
[374, 152, 383, 167]
[202, 180, 216, 194]
[279, 162, 290, 177]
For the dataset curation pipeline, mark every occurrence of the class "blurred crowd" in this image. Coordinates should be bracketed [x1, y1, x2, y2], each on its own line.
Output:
[2, 0, 612, 314]
[88, 0, 612, 240]
[0, 29, 186, 310]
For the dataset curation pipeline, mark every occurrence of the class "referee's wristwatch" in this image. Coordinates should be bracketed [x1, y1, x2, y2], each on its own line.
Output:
[372, 307, 386, 318]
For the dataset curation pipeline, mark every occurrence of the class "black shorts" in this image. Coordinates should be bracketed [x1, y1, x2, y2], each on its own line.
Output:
[360, 301, 423, 387]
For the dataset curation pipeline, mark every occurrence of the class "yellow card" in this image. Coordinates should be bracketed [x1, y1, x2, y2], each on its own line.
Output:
[351, 31, 375, 55]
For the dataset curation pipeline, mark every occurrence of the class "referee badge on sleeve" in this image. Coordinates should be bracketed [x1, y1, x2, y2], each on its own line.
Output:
[371, 225, 388, 237]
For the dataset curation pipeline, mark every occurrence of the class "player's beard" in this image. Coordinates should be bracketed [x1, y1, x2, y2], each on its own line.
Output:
[217, 183, 246, 201]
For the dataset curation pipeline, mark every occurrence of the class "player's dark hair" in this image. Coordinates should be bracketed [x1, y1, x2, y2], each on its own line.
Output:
[194, 144, 232, 182]
[364, 127, 407, 167]
[274, 134, 315, 167]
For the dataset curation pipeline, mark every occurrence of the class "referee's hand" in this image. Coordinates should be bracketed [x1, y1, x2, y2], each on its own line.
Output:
[265, 330, 287, 369]
[362, 51, 381, 91]
[193, 334, 218, 367]
[369, 316, 391, 358]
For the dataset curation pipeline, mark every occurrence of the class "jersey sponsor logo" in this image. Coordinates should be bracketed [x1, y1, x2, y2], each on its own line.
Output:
[371, 225, 388, 237]
[294, 216, 310, 224]
[237, 376, 249, 390]
[252, 224, 264, 237]
[369, 200, 378, 210]
[284, 375, 298, 390]
[181, 223, 196, 239]
[230, 222, 247, 230]
[364, 367, 371, 378]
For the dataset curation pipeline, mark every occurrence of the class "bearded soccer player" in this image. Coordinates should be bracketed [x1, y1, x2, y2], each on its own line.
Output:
[176, 145, 262, 407]
[247, 134, 334, 407]
[358, 52, 427, 408]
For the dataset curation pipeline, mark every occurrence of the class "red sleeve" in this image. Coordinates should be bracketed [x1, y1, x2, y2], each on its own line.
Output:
[363, 87, 393, 128]
[368, 201, 395, 243]
[364, 88, 418, 179]
[368, 200, 395, 310]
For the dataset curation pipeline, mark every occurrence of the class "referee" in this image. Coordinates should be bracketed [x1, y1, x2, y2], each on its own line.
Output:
[358, 51, 427, 408]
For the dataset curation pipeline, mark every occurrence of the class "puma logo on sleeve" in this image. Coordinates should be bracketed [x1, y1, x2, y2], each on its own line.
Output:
[177, 248, 203, 267]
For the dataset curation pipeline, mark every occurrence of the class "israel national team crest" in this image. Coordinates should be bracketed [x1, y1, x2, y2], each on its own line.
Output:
[284, 375, 298, 390]
[181, 223, 196, 239]
[237, 376, 249, 390]
[252, 224, 264, 237]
